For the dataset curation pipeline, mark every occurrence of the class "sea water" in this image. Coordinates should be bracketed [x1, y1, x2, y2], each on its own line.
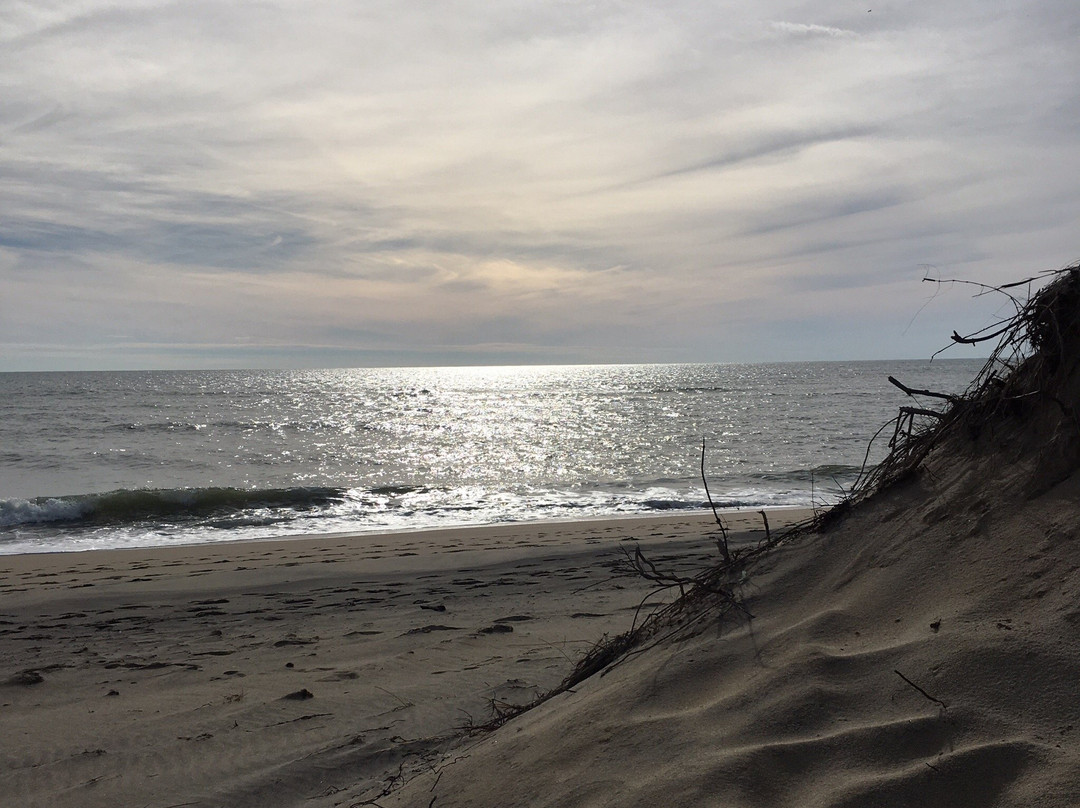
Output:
[0, 360, 982, 553]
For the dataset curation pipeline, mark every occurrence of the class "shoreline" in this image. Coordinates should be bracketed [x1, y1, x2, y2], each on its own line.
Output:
[0, 504, 814, 559]
[0, 507, 810, 808]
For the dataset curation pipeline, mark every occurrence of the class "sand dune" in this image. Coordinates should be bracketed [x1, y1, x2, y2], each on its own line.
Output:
[384, 477, 1080, 806]
[382, 268, 1080, 807]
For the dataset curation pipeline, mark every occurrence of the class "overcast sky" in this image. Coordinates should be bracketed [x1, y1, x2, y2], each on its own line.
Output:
[2, 0, 1078, 370]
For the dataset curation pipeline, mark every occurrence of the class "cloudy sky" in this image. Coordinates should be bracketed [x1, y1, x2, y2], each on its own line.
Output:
[2, 0, 1078, 370]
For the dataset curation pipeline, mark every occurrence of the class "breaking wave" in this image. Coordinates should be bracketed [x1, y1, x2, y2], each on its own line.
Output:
[0, 486, 348, 529]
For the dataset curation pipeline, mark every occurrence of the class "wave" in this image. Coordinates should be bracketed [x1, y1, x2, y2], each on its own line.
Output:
[0, 486, 347, 529]
[0, 480, 820, 555]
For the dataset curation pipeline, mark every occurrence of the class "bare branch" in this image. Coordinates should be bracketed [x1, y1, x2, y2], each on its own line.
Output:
[887, 376, 954, 402]
[701, 438, 730, 563]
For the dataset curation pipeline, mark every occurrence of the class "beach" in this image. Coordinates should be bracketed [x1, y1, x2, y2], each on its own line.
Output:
[6, 292, 1080, 808]
[0, 509, 809, 808]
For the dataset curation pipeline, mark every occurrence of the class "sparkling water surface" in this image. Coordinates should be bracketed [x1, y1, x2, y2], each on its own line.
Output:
[0, 361, 982, 553]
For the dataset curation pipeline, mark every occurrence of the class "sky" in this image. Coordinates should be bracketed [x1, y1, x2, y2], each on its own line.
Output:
[2, 0, 1079, 371]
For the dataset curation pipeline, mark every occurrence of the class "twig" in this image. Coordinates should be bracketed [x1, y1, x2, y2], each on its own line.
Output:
[349, 760, 408, 807]
[757, 510, 770, 542]
[921, 275, 1026, 308]
[701, 438, 730, 563]
[270, 713, 332, 727]
[894, 669, 948, 710]
[628, 583, 678, 636]
[374, 686, 414, 710]
[949, 325, 1011, 345]
[887, 376, 955, 402]
[852, 415, 900, 491]
[829, 475, 849, 498]
[899, 406, 944, 419]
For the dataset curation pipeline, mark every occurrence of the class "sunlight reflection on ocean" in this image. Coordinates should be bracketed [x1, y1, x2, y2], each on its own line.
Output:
[0, 361, 982, 553]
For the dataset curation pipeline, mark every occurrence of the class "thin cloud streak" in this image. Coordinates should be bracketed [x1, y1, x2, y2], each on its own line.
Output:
[1, 1, 1078, 370]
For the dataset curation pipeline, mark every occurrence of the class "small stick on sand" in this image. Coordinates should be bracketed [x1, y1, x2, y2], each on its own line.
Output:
[894, 669, 948, 710]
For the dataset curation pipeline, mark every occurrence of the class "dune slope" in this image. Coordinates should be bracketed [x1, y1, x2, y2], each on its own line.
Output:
[386, 268, 1080, 808]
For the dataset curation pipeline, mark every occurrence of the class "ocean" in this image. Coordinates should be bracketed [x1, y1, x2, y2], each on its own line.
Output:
[0, 360, 982, 554]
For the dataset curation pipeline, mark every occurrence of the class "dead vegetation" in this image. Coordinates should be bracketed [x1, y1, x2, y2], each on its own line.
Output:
[852, 262, 1080, 500]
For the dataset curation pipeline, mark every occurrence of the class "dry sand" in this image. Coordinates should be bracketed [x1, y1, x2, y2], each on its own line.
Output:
[384, 474, 1080, 807]
[0, 509, 808, 808]
[375, 284, 1080, 808]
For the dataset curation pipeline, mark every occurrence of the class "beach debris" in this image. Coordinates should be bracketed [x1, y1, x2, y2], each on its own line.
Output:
[4, 670, 44, 686]
[402, 624, 460, 636]
[479, 624, 513, 634]
[850, 263, 1080, 501]
[271, 712, 332, 727]
[351, 759, 410, 806]
[374, 685, 413, 711]
[273, 635, 317, 647]
[894, 669, 949, 711]
[281, 688, 315, 700]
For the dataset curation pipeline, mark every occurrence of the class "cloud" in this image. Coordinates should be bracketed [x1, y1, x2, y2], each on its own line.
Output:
[1, 1, 1079, 369]
[768, 21, 857, 38]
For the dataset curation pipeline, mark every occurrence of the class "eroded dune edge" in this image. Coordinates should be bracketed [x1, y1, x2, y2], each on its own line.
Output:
[385, 266, 1080, 808]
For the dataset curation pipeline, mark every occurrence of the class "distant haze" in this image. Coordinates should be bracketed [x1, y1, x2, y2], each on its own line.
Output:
[2, 1, 1078, 371]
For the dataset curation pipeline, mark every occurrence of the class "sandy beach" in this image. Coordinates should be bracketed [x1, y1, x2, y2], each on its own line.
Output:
[0, 509, 808, 808]
[8, 268, 1080, 808]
